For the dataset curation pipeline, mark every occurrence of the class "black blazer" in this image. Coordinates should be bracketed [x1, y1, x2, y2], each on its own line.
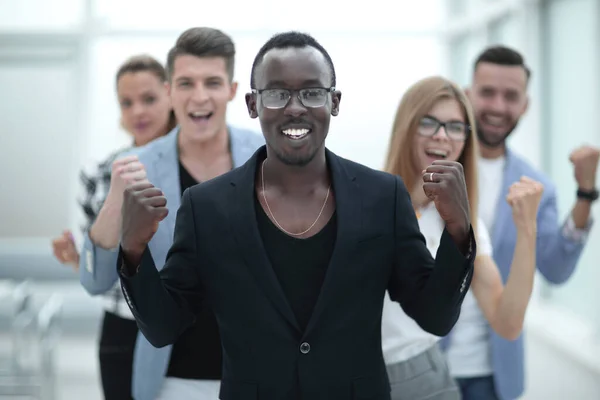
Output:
[119, 146, 475, 400]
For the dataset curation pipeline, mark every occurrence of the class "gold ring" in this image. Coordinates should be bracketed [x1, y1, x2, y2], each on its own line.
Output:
[429, 172, 434, 182]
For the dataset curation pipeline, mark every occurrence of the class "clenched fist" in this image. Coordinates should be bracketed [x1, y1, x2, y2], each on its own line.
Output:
[106, 155, 148, 205]
[422, 160, 471, 251]
[51, 230, 79, 270]
[121, 181, 169, 266]
[507, 176, 544, 234]
[569, 145, 599, 191]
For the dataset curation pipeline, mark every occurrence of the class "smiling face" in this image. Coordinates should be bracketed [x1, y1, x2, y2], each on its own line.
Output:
[117, 71, 172, 146]
[169, 54, 237, 144]
[245, 46, 341, 166]
[467, 62, 529, 149]
[413, 97, 468, 171]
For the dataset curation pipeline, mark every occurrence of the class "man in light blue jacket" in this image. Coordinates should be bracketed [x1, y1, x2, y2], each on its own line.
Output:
[440, 45, 599, 400]
[79, 27, 264, 400]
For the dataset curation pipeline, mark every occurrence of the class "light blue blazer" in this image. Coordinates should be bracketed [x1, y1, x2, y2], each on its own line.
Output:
[79, 125, 264, 400]
[485, 148, 589, 399]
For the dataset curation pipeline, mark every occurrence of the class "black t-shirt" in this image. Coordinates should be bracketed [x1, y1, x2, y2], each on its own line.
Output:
[254, 196, 337, 332]
[166, 162, 223, 380]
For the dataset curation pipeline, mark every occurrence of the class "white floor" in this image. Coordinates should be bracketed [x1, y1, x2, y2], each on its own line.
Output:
[9, 329, 600, 400]
[0, 284, 599, 400]
[0, 332, 102, 400]
[53, 334, 103, 400]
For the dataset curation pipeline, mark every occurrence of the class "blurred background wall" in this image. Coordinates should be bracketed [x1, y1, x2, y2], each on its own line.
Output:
[0, 0, 598, 398]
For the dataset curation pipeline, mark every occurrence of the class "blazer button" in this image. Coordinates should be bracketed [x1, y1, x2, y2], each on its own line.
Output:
[300, 342, 311, 354]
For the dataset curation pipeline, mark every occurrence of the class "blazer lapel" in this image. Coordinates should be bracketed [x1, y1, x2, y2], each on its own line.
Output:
[491, 150, 515, 251]
[148, 131, 181, 269]
[229, 146, 302, 333]
[303, 150, 361, 337]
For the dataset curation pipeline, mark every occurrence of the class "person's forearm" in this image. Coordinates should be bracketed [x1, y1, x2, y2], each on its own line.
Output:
[446, 223, 471, 256]
[89, 200, 122, 249]
[120, 245, 146, 275]
[79, 232, 120, 295]
[493, 228, 536, 339]
[571, 199, 593, 229]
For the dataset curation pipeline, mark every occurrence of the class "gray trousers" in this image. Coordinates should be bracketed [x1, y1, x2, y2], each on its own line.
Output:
[387, 344, 461, 400]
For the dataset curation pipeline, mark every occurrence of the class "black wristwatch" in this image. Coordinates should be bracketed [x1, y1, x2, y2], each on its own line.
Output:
[577, 188, 599, 202]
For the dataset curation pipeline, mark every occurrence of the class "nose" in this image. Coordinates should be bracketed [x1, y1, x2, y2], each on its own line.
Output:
[432, 125, 450, 141]
[489, 94, 508, 114]
[191, 86, 209, 103]
[283, 93, 307, 117]
[132, 102, 146, 117]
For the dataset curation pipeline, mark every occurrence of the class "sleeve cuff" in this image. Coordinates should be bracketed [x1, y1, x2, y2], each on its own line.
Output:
[438, 226, 476, 295]
[562, 215, 594, 243]
[81, 232, 119, 277]
[117, 246, 150, 278]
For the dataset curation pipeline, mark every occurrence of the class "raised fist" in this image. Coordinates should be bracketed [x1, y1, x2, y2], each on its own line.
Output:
[507, 176, 544, 233]
[120, 181, 168, 265]
[569, 145, 599, 191]
[51, 230, 79, 270]
[422, 160, 471, 248]
[106, 155, 148, 205]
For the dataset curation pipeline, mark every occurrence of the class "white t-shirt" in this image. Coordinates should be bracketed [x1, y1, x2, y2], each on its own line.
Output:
[381, 202, 493, 369]
[441, 155, 507, 378]
[445, 225, 493, 377]
[477, 156, 506, 233]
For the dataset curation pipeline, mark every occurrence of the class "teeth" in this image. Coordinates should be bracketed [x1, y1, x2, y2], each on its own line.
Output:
[191, 111, 210, 118]
[282, 128, 309, 138]
[426, 149, 448, 157]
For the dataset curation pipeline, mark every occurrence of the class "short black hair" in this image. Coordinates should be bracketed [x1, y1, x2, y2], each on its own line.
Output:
[474, 45, 531, 81]
[166, 27, 235, 81]
[250, 31, 336, 89]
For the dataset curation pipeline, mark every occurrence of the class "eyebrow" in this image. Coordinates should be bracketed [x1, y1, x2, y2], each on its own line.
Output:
[175, 75, 225, 83]
[263, 79, 327, 89]
[423, 115, 465, 123]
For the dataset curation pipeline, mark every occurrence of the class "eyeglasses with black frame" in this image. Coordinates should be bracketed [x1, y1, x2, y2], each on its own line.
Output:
[417, 115, 470, 141]
[251, 87, 336, 109]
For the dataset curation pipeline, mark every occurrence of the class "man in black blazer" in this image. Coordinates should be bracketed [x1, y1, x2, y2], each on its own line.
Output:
[117, 31, 477, 400]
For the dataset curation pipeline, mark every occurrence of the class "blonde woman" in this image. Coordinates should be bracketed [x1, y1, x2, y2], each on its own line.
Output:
[381, 76, 543, 400]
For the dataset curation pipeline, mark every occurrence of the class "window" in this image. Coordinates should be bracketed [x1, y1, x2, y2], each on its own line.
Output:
[0, 0, 83, 30]
[448, 0, 467, 16]
[488, 14, 520, 48]
[448, 33, 487, 87]
[0, 58, 80, 236]
[93, 0, 445, 33]
[540, 0, 600, 323]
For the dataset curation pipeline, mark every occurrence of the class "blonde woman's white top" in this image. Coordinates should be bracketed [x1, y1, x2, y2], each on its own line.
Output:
[381, 202, 492, 367]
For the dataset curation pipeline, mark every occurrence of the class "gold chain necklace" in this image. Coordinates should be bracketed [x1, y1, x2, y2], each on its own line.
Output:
[260, 160, 331, 237]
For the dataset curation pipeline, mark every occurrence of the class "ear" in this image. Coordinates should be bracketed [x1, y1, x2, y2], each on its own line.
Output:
[228, 81, 238, 102]
[245, 92, 258, 119]
[331, 90, 342, 117]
